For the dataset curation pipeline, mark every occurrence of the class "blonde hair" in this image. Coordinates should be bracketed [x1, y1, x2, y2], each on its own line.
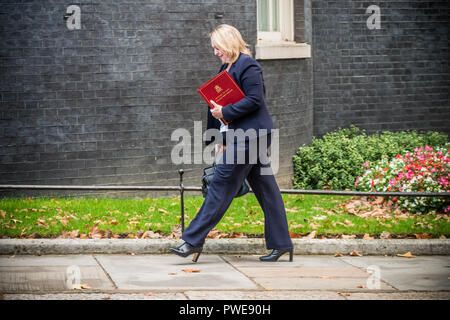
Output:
[210, 24, 252, 63]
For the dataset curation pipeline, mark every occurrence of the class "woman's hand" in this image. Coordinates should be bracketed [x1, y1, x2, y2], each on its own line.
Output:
[210, 100, 223, 119]
[215, 144, 226, 153]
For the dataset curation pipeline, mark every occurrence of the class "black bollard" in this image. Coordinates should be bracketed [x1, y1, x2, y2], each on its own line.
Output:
[178, 169, 185, 232]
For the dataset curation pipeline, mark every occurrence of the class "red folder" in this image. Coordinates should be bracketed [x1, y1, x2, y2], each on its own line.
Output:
[197, 70, 246, 125]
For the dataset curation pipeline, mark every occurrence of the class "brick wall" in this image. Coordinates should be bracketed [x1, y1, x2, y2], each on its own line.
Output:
[311, 0, 450, 137]
[0, 0, 313, 195]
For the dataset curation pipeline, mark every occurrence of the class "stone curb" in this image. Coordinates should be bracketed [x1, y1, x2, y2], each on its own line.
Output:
[0, 239, 449, 255]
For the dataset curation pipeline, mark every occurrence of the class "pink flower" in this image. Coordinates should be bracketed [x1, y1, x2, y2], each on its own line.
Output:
[425, 145, 433, 151]
[363, 161, 369, 167]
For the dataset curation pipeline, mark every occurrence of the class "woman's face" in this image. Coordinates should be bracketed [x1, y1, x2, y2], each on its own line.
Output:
[211, 42, 231, 64]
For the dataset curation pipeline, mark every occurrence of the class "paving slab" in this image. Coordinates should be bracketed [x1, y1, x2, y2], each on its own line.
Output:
[0, 255, 114, 293]
[94, 254, 259, 291]
[0, 254, 98, 267]
[0, 266, 114, 292]
[339, 256, 450, 291]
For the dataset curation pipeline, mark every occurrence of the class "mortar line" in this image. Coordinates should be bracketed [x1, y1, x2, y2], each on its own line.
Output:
[92, 254, 118, 290]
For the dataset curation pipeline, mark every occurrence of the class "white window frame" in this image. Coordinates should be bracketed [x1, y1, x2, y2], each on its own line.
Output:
[256, 0, 311, 60]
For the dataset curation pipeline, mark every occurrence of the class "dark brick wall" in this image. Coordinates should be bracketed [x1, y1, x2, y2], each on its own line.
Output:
[311, 1, 450, 137]
[0, 0, 313, 195]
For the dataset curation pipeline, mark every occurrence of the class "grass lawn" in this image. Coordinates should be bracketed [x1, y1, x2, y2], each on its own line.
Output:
[0, 194, 449, 238]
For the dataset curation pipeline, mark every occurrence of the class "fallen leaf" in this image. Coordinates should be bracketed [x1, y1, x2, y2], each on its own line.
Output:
[341, 234, 356, 239]
[303, 231, 317, 239]
[58, 230, 79, 239]
[168, 273, 177, 275]
[413, 233, 432, 239]
[289, 231, 302, 238]
[357, 285, 366, 288]
[182, 269, 201, 273]
[363, 233, 374, 240]
[349, 250, 362, 256]
[207, 228, 228, 239]
[72, 283, 91, 290]
[343, 219, 355, 227]
[229, 232, 246, 238]
[169, 224, 182, 239]
[88, 223, 105, 239]
[380, 231, 391, 239]
[397, 252, 416, 258]
[309, 223, 320, 230]
[334, 253, 343, 257]
[28, 232, 40, 239]
[338, 292, 351, 297]
[144, 292, 157, 296]
[158, 208, 168, 214]
[36, 219, 47, 226]
[320, 276, 333, 279]
[141, 230, 162, 239]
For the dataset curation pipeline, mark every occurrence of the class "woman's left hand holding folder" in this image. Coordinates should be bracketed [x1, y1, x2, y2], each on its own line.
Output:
[209, 100, 223, 120]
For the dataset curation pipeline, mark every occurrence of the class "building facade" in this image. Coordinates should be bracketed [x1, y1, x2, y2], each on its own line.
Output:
[0, 0, 448, 196]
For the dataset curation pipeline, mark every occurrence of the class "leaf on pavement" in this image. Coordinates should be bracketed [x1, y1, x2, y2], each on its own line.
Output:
[182, 269, 201, 274]
[72, 283, 91, 290]
[144, 292, 157, 296]
[334, 253, 343, 257]
[397, 251, 416, 258]
[338, 292, 351, 297]
[349, 250, 362, 256]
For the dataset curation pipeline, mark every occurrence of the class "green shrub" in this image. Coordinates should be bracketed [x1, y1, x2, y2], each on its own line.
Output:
[293, 125, 448, 190]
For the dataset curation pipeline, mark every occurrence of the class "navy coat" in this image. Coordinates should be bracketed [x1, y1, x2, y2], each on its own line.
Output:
[205, 53, 275, 146]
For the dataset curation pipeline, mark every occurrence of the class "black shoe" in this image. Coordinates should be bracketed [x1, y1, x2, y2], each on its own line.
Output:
[259, 248, 293, 262]
[169, 242, 203, 262]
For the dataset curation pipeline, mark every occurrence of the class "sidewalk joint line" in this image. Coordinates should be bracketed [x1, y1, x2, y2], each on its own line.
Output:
[218, 254, 265, 291]
[92, 254, 118, 290]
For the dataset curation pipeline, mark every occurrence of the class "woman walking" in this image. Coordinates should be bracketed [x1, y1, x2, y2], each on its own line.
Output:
[170, 24, 293, 262]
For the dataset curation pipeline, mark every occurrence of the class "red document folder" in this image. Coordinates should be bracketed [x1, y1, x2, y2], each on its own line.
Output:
[197, 70, 246, 125]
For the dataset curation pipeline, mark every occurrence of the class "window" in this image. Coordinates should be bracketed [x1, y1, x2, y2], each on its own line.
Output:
[255, 0, 310, 60]
[257, 0, 289, 41]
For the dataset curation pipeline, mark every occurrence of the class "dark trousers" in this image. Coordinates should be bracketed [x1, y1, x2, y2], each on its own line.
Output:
[182, 134, 293, 250]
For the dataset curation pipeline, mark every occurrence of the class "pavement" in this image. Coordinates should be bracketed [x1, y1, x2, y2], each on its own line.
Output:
[1, 252, 449, 300]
